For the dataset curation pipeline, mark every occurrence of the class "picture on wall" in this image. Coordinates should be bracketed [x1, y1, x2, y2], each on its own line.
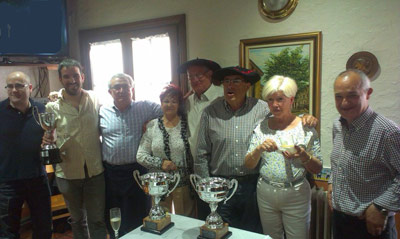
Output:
[239, 31, 322, 132]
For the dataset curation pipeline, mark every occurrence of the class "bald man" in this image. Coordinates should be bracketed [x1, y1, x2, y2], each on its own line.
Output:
[0, 72, 52, 239]
[328, 69, 400, 239]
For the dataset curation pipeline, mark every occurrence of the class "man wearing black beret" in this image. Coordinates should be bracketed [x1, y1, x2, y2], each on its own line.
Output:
[195, 66, 317, 233]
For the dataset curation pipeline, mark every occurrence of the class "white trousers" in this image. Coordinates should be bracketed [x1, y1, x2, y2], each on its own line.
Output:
[257, 177, 311, 239]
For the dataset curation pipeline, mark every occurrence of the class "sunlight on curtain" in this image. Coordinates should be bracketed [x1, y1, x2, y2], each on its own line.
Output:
[132, 33, 171, 103]
[90, 39, 123, 105]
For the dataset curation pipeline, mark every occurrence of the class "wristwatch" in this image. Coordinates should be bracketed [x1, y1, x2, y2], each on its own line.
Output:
[374, 203, 389, 216]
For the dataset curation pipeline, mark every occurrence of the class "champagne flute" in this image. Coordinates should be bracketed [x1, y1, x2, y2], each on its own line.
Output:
[110, 207, 121, 239]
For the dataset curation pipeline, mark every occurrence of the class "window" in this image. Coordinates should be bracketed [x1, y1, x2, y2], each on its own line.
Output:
[80, 14, 187, 103]
[89, 39, 123, 104]
[131, 33, 171, 102]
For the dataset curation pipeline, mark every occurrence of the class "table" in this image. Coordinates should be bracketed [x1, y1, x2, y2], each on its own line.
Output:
[121, 214, 271, 239]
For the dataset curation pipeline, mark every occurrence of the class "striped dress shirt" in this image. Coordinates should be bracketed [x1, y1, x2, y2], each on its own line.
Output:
[330, 107, 400, 216]
[99, 101, 162, 165]
[195, 97, 270, 178]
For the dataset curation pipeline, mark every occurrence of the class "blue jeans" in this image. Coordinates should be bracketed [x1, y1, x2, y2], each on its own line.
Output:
[332, 209, 397, 239]
[0, 176, 52, 239]
[216, 174, 262, 233]
[56, 173, 107, 239]
[104, 162, 151, 239]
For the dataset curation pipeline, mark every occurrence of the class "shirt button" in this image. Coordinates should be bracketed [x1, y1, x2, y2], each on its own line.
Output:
[235, 126, 238, 129]
[235, 140, 239, 143]
[235, 154, 238, 157]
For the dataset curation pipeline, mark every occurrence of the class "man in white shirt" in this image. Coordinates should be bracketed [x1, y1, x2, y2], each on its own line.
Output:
[46, 59, 107, 239]
[178, 58, 223, 161]
[178, 58, 223, 220]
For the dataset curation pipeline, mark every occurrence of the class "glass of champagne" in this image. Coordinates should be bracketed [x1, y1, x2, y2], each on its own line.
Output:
[110, 207, 121, 239]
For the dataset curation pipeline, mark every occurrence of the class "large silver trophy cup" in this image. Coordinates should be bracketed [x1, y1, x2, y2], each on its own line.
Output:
[33, 107, 62, 165]
[133, 170, 180, 235]
[190, 174, 238, 239]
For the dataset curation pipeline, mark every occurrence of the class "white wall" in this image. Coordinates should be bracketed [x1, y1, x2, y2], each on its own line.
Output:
[0, 66, 61, 100]
[73, 0, 400, 166]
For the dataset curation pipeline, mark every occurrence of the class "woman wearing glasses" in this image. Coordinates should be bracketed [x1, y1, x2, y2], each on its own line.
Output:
[137, 84, 195, 217]
[245, 75, 322, 239]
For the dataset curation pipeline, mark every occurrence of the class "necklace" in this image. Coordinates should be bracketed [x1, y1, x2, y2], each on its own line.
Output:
[157, 116, 193, 176]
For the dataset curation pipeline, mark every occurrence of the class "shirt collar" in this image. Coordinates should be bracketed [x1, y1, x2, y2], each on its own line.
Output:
[6, 98, 33, 114]
[59, 88, 88, 103]
[223, 97, 249, 113]
[112, 100, 133, 113]
[339, 107, 373, 130]
[195, 84, 218, 101]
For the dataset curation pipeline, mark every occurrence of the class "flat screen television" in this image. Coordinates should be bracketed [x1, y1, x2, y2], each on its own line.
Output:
[0, 0, 68, 57]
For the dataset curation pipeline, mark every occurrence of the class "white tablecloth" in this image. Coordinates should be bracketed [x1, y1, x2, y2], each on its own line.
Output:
[121, 214, 271, 239]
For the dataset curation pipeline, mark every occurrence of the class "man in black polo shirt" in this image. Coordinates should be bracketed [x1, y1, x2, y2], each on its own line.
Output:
[0, 71, 52, 239]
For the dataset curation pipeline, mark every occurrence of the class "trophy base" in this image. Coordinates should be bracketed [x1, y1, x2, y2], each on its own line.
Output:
[198, 223, 232, 239]
[140, 215, 174, 235]
[41, 148, 62, 165]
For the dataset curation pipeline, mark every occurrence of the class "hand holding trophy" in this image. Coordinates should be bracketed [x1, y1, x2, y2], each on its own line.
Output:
[33, 107, 62, 165]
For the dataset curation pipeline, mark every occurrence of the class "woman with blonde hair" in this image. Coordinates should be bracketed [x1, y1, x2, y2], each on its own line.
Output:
[245, 75, 322, 239]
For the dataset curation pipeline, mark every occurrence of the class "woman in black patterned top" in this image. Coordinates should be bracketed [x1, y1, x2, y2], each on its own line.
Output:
[137, 84, 195, 217]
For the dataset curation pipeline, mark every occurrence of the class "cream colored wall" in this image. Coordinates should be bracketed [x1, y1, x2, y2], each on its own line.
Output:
[0, 66, 61, 100]
[73, 0, 400, 166]
[0, 67, 36, 99]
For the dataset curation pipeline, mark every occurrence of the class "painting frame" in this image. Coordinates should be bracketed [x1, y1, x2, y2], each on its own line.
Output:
[239, 31, 322, 133]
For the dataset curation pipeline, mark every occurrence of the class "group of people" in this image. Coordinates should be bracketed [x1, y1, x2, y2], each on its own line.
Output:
[0, 56, 399, 239]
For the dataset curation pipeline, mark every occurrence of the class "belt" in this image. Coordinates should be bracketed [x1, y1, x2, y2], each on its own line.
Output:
[261, 177, 304, 188]
[212, 174, 259, 183]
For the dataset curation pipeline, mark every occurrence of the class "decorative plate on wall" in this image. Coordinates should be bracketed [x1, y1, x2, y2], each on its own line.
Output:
[258, 0, 299, 20]
[346, 51, 379, 80]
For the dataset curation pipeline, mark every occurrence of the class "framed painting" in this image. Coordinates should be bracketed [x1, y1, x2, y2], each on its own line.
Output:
[239, 31, 322, 132]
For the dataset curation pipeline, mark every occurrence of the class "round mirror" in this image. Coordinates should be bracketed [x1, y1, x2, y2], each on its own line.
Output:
[258, 0, 299, 20]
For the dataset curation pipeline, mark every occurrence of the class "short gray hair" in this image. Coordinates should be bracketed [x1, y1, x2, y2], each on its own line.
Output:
[335, 69, 370, 90]
[108, 73, 134, 89]
[262, 75, 298, 100]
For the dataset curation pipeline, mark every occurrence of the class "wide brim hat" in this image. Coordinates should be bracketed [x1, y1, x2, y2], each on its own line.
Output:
[212, 66, 261, 85]
[177, 58, 221, 73]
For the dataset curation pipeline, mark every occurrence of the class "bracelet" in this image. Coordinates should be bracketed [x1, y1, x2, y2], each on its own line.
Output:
[302, 153, 312, 165]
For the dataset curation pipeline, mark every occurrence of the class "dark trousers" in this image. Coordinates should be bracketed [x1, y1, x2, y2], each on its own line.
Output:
[196, 195, 210, 221]
[332, 209, 397, 239]
[104, 162, 151, 239]
[215, 174, 262, 233]
[0, 176, 52, 239]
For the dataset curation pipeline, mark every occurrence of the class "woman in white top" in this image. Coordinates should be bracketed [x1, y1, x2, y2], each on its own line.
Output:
[137, 84, 195, 217]
[244, 75, 322, 239]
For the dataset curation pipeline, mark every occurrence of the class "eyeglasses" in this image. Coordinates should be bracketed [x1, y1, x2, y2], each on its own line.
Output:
[5, 83, 29, 90]
[110, 84, 131, 91]
[222, 78, 243, 85]
[162, 99, 179, 105]
[188, 70, 209, 81]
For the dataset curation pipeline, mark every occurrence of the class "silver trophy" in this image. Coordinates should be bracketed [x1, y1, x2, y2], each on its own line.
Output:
[133, 170, 180, 234]
[33, 107, 62, 165]
[190, 174, 238, 239]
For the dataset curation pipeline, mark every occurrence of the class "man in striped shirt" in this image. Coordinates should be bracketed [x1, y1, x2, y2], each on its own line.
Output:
[328, 69, 400, 239]
[99, 73, 162, 238]
[195, 66, 317, 233]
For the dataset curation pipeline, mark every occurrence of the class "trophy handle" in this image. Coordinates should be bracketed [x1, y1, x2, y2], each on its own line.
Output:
[32, 106, 41, 126]
[224, 179, 238, 204]
[166, 173, 180, 197]
[133, 170, 143, 190]
[189, 174, 201, 191]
